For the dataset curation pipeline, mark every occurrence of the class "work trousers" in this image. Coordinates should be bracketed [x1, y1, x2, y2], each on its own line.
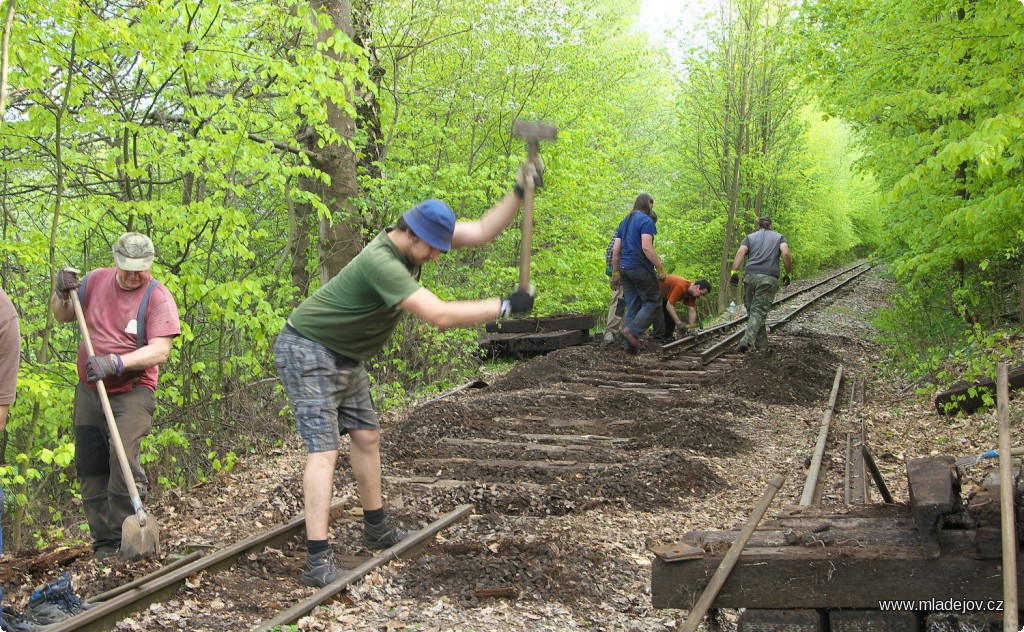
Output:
[605, 284, 624, 336]
[741, 273, 780, 350]
[650, 300, 674, 343]
[74, 383, 154, 552]
[621, 267, 662, 339]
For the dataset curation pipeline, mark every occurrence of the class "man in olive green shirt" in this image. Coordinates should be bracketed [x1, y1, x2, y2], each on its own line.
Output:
[275, 161, 540, 587]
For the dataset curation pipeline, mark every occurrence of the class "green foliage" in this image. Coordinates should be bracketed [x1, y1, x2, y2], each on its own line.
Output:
[874, 276, 1022, 404]
[798, 0, 1024, 346]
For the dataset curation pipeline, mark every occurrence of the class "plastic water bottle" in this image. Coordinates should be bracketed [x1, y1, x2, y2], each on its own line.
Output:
[728, 301, 737, 321]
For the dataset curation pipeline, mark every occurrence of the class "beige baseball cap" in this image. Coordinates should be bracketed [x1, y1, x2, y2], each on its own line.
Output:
[112, 232, 155, 272]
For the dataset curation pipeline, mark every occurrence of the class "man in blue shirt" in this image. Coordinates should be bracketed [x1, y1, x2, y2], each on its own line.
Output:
[610, 193, 666, 354]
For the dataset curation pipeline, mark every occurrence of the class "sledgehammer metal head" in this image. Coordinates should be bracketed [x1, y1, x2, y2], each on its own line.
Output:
[510, 120, 557, 293]
[512, 120, 557, 184]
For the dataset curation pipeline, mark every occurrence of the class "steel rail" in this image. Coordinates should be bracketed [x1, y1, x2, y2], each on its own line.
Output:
[800, 365, 845, 506]
[697, 264, 873, 364]
[766, 264, 874, 333]
[253, 504, 473, 630]
[662, 261, 870, 353]
[50, 499, 350, 632]
[51, 501, 471, 632]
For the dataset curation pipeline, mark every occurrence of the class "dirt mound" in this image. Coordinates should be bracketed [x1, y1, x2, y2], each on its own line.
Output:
[721, 335, 842, 405]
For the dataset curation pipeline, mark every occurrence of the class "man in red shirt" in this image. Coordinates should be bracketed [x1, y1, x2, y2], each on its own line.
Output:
[652, 276, 711, 343]
[51, 232, 180, 560]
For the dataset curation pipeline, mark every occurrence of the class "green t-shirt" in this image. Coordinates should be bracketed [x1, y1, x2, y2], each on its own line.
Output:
[288, 230, 421, 361]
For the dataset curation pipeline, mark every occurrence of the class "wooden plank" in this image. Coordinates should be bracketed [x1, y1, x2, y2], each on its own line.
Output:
[682, 526, 982, 550]
[934, 363, 1024, 415]
[862, 444, 895, 503]
[652, 546, 1023, 610]
[906, 456, 961, 559]
[440, 437, 591, 453]
[484, 314, 594, 334]
[518, 433, 629, 444]
[481, 329, 588, 356]
[764, 515, 915, 530]
[849, 438, 866, 505]
[409, 457, 616, 472]
[386, 476, 545, 491]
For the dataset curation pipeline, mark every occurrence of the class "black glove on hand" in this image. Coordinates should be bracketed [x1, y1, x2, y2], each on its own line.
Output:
[782, 273, 791, 287]
[500, 287, 535, 317]
[85, 354, 124, 383]
[55, 268, 82, 300]
[675, 322, 688, 334]
[513, 157, 545, 197]
[729, 271, 740, 287]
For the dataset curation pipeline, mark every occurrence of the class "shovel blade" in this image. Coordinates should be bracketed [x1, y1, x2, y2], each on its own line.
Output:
[118, 514, 160, 561]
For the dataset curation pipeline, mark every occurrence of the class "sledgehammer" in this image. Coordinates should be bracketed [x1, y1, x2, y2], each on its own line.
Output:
[512, 120, 557, 291]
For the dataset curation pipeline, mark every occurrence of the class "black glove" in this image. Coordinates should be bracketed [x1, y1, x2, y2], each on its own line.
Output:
[782, 273, 791, 287]
[55, 267, 82, 300]
[85, 354, 124, 383]
[513, 158, 544, 197]
[729, 271, 739, 287]
[675, 322, 688, 334]
[500, 287, 535, 317]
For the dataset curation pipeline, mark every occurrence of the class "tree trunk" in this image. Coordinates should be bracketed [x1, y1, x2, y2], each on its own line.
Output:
[351, 0, 385, 182]
[1019, 261, 1023, 325]
[311, 0, 362, 284]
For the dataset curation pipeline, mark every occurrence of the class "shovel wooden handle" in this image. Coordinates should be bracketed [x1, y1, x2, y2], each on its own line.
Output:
[70, 291, 149, 526]
[997, 363, 1019, 630]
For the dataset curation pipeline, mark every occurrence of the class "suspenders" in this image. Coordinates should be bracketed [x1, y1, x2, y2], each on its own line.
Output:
[77, 272, 161, 349]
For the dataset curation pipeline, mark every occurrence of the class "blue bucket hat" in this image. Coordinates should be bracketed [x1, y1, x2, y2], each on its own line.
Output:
[403, 199, 456, 252]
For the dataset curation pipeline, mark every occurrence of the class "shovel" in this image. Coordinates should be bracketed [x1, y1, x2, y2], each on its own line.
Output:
[70, 291, 160, 561]
[955, 446, 1024, 468]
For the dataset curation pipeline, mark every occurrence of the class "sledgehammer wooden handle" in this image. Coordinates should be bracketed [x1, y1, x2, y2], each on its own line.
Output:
[512, 119, 556, 292]
[518, 184, 534, 291]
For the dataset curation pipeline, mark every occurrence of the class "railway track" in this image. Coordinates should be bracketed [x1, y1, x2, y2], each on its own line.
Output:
[36, 262, 876, 630]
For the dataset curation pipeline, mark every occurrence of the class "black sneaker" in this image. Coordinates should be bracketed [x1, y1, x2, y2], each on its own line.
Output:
[93, 544, 119, 560]
[25, 572, 92, 625]
[362, 520, 410, 550]
[736, 343, 749, 353]
[299, 548, 345, 588]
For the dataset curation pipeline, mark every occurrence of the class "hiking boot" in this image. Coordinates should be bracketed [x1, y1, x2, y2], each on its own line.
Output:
[299, 548, 345, 588]
[736, 342, 749, 353]
[620, 327, 640, 350]
[362, 520, 410, 550]
[93, 544, 119, 560]
[2, 607, 42, 632]
[25, 572, 92, 625]
[602, 331, 615, 344]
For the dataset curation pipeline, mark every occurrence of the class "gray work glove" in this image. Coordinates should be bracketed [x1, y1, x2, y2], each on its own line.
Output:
[55, 267, 82, 300]
[85, 354, 124, 383]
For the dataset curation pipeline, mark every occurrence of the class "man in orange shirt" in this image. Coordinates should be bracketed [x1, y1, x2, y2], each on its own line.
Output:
[652, 276, 711, 343]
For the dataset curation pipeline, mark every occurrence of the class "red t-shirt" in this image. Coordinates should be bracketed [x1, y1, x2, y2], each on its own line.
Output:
[660, 275, 696, 308]
[77, 267, 181, 394]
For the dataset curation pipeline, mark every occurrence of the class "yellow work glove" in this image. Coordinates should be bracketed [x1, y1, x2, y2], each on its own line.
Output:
[610, 270, 620, 291]
[655, 265, 667, 281]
